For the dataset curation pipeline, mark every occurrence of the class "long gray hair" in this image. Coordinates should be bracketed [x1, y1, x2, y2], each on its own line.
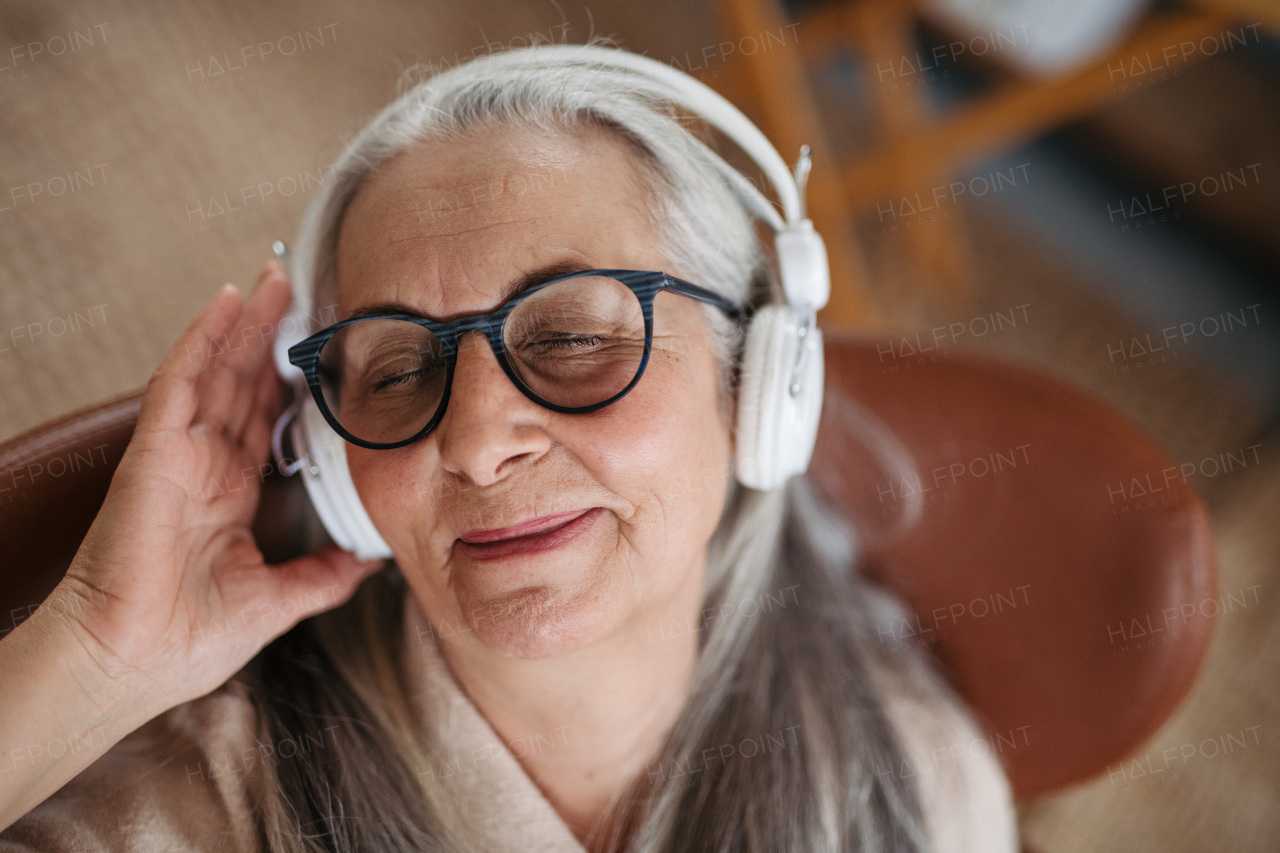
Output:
[247, 43, 938, 852]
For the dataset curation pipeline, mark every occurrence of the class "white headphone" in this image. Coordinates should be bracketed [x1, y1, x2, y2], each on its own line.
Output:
[269, 44, 830, 559]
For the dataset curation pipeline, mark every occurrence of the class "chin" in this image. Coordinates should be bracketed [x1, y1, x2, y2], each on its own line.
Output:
[459, 580, 618, 659]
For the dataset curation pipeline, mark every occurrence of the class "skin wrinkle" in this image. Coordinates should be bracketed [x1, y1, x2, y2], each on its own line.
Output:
[332, 121, 731, 842]
[386, 217, 537, 243]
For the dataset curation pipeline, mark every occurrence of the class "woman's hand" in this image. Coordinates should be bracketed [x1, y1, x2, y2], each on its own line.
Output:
[0, 261, 383, 830]
[47, 262, 384, 711]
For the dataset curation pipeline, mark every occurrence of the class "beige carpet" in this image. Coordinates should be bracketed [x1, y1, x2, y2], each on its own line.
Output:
[2, 1, 1276, 850]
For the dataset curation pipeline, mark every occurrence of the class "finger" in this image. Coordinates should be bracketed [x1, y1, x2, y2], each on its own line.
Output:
[136, 284, 245, 437]
[230, 261, 293, 374]
[227, 268, 290, 441]
[262, 546, 386, 638]
[194, 264, 291, 435]
[238, 353, 282, 465]
[190, 345, 240, 439]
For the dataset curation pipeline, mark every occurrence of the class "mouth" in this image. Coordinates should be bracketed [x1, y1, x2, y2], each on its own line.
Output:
[457, 508, 603, 561]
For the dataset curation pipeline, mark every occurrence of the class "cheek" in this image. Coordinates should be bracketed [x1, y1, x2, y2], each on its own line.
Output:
[599, 380, 725, 475]
[345, 444, 441, 558]
[589, 350, 733, 544]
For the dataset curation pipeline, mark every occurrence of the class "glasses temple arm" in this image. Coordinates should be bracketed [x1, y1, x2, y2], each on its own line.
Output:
[661, 276, 746, 320]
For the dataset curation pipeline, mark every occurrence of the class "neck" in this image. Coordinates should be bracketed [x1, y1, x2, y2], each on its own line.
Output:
[432, 574, 703, 850]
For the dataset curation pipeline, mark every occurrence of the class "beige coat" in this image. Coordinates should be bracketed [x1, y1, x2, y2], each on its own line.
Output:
[0, 591, 1017, 852]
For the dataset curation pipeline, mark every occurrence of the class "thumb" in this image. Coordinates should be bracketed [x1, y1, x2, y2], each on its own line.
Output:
[268, 544, 386, 631]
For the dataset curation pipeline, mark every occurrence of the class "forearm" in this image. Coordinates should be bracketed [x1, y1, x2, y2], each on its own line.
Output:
[0, 594, 162, 832]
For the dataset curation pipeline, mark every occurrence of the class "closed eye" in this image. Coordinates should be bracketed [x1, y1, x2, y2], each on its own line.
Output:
[534, 335, 604, 349]
[373, 361, 445, 392]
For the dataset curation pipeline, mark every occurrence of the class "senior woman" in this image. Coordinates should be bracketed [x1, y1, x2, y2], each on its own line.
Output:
[0, 44, 1015, 852]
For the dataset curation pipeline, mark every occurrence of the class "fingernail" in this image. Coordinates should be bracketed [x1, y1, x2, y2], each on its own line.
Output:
[208, 283, 241, 315]
[252, 262, 283, 294]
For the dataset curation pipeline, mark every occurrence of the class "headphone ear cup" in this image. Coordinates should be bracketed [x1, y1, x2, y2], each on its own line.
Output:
[291, 391, 393, 560]
[734, 304, 825, 490]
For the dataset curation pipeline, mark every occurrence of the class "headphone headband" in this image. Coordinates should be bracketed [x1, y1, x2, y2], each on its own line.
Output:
[477, 45, 801, 230]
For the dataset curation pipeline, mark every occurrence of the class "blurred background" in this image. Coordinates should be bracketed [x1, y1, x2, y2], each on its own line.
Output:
[0, 0, 1276, 849]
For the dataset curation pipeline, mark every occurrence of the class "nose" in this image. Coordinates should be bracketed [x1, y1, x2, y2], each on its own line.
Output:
[433, 330, 551, 487]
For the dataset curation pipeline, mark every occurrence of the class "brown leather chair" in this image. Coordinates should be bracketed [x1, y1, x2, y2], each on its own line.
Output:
[0, 329, 1216, 803]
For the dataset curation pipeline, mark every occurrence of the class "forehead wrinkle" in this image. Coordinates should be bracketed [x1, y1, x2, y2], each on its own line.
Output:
[384, 216, 542, 244]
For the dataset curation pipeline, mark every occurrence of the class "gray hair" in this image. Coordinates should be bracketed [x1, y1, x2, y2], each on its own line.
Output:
[249, 43, 934, 852]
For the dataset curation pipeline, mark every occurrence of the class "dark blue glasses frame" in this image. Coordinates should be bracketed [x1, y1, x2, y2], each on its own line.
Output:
[288, 268, 744, 449]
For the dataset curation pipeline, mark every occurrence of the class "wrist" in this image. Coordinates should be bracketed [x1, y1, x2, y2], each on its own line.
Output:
[6, 585, 165, 736]
[0, 595, 164, 829]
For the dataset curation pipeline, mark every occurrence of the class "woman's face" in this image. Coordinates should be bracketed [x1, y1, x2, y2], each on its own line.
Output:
[334, 122, 734, 659]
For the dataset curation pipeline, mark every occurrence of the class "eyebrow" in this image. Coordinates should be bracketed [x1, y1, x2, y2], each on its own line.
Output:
[345, 259, 599, 321]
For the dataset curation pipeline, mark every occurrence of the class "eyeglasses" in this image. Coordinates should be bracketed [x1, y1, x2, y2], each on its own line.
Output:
[287, 268, 743, 449]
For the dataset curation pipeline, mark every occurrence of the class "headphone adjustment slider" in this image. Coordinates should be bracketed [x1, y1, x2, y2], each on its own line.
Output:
[271, 399, 309, 477]
[788, 310, 815, 398]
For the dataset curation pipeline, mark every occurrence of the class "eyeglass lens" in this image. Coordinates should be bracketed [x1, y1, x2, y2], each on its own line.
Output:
[315, 274, 647, 445]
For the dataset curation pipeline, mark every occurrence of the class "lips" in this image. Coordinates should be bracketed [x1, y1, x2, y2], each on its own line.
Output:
[457, 508, 602, 561]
